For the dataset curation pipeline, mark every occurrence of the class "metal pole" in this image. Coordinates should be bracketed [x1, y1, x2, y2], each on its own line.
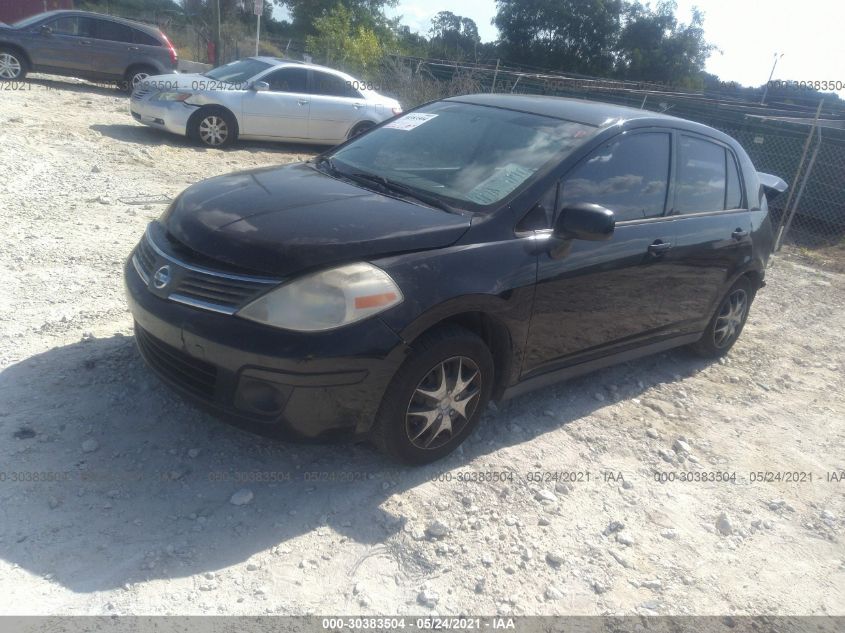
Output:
[212, 0, 221, 66]
[778, 126, 821, 250]
[256, 13, 261, 56]
[490, 59, 499, 93]
[760, 52, 783, 105]
[774, 99, 823, 248]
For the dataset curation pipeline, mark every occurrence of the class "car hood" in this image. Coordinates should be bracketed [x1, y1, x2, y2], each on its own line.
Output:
[161, 163, 471, 275]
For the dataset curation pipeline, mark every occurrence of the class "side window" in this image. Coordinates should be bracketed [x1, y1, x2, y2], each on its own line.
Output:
[559, 132, 670, 222]
[94, 20, 133, 43]
[676, 136, 728, 213]
[133, 29, 162, 47]
[264, 68, 308, 93]
[726, 151, 743, 209]
[310, 71, 360, 98]
[48, 17, 94, 37]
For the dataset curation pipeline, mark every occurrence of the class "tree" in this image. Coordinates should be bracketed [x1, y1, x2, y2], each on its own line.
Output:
[494, 0, 624, 74]
[428, 11, 480, 60]
[274, 0, 396, 36]
[615, 1, 714, 86]
[306, 4, 384, 75]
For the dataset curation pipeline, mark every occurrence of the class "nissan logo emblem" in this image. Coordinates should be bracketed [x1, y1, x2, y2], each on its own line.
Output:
[153, 265, 171, 289]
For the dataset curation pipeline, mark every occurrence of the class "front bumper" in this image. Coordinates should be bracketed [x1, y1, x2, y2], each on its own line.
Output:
[124, 256, 409, 441]
[129, 95, 196, 137]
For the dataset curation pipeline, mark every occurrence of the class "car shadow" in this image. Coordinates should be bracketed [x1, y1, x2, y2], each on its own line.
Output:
[0, 333, 711, 593]
[90, 123, 323, 157]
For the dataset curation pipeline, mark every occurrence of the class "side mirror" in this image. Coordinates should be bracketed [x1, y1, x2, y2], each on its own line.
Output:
[251, 81, 269, 92]
[39, 24, 53, 36]
[554, 203, 615, 241]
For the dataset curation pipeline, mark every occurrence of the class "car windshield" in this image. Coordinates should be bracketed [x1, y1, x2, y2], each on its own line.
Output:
[203, 58, 272, 84]
[329, 101, 596, 211]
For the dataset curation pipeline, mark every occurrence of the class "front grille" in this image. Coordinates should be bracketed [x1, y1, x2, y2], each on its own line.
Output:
[135, 325, 218, 400]
[131, 228, 280, 314]
[131, 86, 156, 101]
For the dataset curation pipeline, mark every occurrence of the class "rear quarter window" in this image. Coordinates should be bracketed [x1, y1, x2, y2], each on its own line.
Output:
[133, 29, 162, 47]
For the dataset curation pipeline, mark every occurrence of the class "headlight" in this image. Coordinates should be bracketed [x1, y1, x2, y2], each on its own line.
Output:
[156, 92, 193, 102]
[237, 263, 403, 332]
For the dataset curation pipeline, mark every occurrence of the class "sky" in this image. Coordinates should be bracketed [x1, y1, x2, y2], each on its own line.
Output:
[274, 0, 845, 95]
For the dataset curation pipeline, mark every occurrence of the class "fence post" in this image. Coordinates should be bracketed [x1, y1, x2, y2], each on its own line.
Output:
[491, 59, 499, 93]
[774, 100, 823, 249]
[777, 126, 822, 250]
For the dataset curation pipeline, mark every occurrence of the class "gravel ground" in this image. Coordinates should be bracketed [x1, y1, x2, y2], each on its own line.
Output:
[0, 76, 844, 617]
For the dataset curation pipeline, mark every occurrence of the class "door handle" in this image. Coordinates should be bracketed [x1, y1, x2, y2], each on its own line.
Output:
[731, 228, 749, 240]
[80, 40, 92, 46]
[647, 240, 672, 255]
[128, 45, 140, 51]
[297, 99, 309, 106]
[353, 102, 364, 109]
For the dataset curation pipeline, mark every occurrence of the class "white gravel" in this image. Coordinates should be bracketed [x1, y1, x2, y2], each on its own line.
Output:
[0, 75, 844, 616]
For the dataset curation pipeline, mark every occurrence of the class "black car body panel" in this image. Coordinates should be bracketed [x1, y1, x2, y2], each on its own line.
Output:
[161, 163, 472, 275]
[124, 95, 780, 443]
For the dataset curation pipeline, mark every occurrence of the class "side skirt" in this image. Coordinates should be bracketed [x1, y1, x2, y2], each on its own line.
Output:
[501, 333, 702, 401]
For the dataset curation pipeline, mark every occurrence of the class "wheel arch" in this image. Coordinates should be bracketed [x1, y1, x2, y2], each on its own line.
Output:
[0, 43, 31, 69]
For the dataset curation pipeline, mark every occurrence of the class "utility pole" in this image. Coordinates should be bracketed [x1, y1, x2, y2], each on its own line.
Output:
[760, 52, 784, 105]
[211, 0, 221, 66]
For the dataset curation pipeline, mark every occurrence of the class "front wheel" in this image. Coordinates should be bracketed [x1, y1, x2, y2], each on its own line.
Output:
[690, 277, 754, 358]
[190, 108, 238, 148]
[0, 49, 27, 81]
[372, 325, 494, 465]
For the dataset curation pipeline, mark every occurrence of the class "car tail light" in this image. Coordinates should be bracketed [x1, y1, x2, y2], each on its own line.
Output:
[392, 106, 403, 115]
[162, 33, 178, 66]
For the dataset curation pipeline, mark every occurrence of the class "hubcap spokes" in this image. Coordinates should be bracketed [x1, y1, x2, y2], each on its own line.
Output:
[0, 54, 22, 79]
[714, 289, 747, 347]
[132, 72, 150, 88]
[199, 116, 228, 146]
[406, 356, 481, 450]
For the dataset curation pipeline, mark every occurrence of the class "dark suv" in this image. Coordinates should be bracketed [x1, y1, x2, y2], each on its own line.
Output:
[0, 10, 177, 90]
[124, 95, 787, 464]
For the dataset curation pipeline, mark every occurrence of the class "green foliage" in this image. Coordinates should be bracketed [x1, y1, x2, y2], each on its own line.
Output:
[428, 11, 481, 60]
[275, 0, 396, 36]
[306, 4, 384, 76]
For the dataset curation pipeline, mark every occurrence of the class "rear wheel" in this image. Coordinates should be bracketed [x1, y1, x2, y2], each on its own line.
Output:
[0, 49, 26, 81]
[190, 108, 238, 148]
[690, 277, 754, 358]
[372, 325, 494, 465]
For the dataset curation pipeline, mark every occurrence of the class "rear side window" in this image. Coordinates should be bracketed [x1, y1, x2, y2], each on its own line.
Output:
[310, 71, 361, 98]
[560, 132, 671, 222]
[94, 20, 133, 43]
[676, 136, 728, 213]
[264, 68, 308, 93]
[133, 29, 161, 47]
[48, 17, 94, 37]
[726, 151, 743, 209]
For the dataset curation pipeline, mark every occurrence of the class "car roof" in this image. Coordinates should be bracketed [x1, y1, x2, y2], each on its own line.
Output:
[30, 10, 164, 37]
[249, 57, 358, 80]
[447, 93, 736, 144]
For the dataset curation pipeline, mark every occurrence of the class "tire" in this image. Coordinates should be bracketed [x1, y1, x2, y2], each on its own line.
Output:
[123, 65, 156, 93]
[690, 276, 755, 358]
[347, 121, 375, 140]
[0, 48, 27, 81]
[190, 108, 238, 148]
[372, 325, 494, 465]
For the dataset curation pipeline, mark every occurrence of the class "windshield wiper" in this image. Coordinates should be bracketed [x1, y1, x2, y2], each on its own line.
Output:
[341, 170, 459, 214]
[313, 155, 341, 176]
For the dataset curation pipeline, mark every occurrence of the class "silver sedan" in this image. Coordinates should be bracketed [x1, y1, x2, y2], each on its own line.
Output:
[129, 57, 402, 148]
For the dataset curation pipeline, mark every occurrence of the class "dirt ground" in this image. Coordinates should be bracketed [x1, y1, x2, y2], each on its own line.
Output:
[0, 75, 843, 617]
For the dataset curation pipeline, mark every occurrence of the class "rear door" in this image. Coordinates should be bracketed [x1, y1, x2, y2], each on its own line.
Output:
[28, 16, 95, 73]
[129, 27, 165, 73]
[663, 134, 753, 333]
[240, 67, 310, 139]
[87, 18, 133, 77]
[307, 70, 366, 142]
[522, 130, 679, 376]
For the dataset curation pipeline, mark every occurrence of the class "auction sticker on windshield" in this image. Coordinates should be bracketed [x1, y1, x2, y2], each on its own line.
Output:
[384, 113, 438, 131]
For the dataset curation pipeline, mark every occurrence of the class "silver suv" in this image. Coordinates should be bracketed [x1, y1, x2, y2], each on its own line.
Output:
[0, 10, 177, 90]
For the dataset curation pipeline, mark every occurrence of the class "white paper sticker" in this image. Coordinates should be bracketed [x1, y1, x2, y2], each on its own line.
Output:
[384, 113, 438, 131]
[466, 163, 535, 205]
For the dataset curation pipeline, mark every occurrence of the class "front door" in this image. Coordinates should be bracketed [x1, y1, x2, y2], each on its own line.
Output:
[28, 16, 95, 74]
[522, 130, 679, 377]
[241, 67, 310, 139]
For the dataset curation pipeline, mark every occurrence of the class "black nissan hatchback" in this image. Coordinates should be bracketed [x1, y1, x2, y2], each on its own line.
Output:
[125, 94, 787, 464]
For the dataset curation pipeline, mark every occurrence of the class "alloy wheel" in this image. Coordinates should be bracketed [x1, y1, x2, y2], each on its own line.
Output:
[713, 288, 747, 348]
[131, 72, 151, 89]
[0, 53, 22, 80]
[198, 115, 228, 146]
[405, 356, 482, 450]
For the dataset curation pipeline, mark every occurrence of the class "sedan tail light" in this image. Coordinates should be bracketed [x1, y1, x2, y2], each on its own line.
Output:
[391, 106, 403, 116]
[162, 33, 178, 66]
